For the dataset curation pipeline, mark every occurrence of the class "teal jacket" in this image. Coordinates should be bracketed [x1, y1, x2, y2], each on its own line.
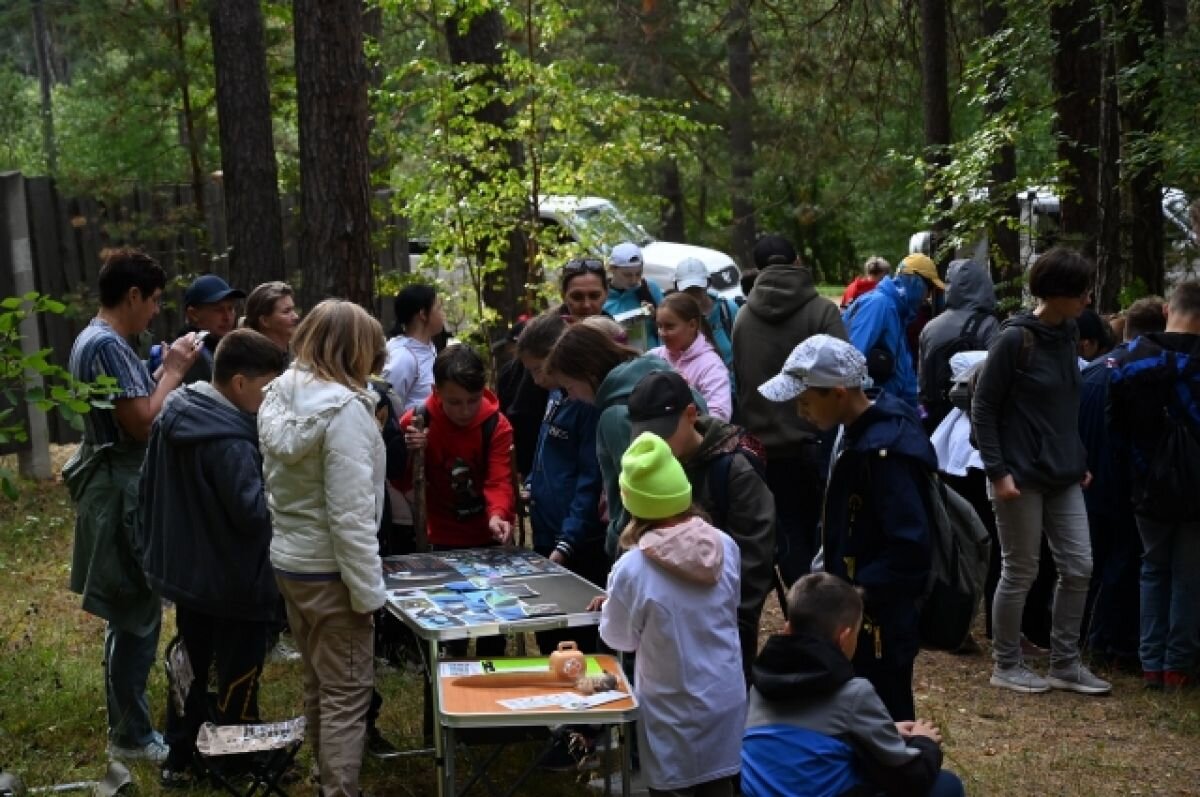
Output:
[604, 281, 666, 348]
[65, 441, 160, 635]
[595, 355, 707, 557]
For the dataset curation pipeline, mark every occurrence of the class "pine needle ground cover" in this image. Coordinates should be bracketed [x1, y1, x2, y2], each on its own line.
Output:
[1, 461, 1197, 796]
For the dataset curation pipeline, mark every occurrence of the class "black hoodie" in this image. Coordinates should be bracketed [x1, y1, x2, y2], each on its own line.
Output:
[743, 633, 943, 797]
[732, 264, 847, 457]
[137, 382, 278, 621]
[971, 311, 1087, 491]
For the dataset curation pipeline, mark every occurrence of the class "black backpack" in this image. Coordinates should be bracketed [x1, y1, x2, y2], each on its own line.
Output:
[414, 404, 501, 467]
[949, 327, 1037, 447]
[921, 312, 988, 428]
[1142, 400, 1200, 523]
[705, 435, 767, 532]
[917, 472, 992, 650]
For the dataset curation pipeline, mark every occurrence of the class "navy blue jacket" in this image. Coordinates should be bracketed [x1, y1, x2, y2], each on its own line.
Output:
[1107, 331, 1200, 519]
[1079, 352, 1129, 520]
[528, 389, 605, 560]
[137, 383, 278, 621]
[823, 393, 935, 616]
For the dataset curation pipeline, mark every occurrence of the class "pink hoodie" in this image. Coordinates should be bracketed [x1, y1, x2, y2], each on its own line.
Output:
[649, 335, 732, 421]
[637, 516, 726, 585]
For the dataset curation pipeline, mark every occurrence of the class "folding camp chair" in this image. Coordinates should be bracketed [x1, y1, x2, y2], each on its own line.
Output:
[164, 636, 304, 797]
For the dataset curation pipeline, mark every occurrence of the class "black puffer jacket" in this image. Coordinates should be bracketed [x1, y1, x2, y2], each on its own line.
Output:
[137, 382, 278, 621]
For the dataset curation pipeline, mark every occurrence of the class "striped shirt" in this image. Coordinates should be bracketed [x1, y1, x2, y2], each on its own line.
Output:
[68, 319, 156, 445]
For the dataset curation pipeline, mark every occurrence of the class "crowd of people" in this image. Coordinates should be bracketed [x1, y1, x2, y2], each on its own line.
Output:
[61, 236, 1200, 797]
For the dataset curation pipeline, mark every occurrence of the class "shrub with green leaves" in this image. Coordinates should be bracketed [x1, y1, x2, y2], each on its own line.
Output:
[0, 293, 116, 499]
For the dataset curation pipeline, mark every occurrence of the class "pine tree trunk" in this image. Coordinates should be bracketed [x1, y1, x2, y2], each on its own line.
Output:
[1096, 20, 1124, 311]
[294, 0, 373, 310]
[445, 7, 528, 326]
[920, 0, 952, 260]
[728, 0, 755, 269]
[982, 0, 1020, 298]
[641, 0, 686, 241]
[30, 0, 57, 176]
[1116, 0, 1165, 298]
[1051, 0, 1102, 259]
[210, 0, 285, 288]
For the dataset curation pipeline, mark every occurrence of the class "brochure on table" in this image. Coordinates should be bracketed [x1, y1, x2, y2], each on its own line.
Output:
[385, 549, 572, 630]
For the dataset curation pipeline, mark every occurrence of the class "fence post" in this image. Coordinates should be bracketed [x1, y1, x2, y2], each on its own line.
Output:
[1, 173, 53, 480]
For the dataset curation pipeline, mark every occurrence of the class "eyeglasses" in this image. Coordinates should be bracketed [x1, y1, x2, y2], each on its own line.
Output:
[563, 258, 605, 275]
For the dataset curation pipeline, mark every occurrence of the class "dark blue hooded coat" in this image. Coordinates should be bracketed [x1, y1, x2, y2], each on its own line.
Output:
[822, 392, 936, 639]
[137, 383, 277, 621]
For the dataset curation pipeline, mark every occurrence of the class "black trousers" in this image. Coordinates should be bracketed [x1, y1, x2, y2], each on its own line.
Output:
[765, 446, 826, 587]
[165, 606, 270, 770]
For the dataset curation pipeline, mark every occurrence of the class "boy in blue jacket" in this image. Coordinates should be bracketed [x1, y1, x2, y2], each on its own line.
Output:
[137, 329, 288, 786]
[604, 241, 664, 348]
[760, 334, 935, 721]
[742, 573, 963, 797]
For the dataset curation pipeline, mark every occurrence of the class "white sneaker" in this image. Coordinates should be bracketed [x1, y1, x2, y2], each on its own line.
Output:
[108, 732, 169, 764]
[1048, 662, 1112, 695]
[587, 770, 647, 796]
[267, 639, 302, 664]
[990, 664, 1051, 694]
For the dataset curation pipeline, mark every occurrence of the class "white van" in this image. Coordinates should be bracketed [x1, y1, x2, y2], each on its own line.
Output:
[536, 195, 743, 299]
[405, 195, 743, 301]
[908, 186, 1198, 281]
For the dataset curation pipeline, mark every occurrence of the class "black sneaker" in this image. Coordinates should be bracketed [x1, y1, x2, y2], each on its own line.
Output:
[366, 729, 403, 760]
[160, 766, 197, 790]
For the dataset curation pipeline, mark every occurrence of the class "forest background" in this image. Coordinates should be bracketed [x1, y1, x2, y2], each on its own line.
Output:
[2, 0, 1200, 335]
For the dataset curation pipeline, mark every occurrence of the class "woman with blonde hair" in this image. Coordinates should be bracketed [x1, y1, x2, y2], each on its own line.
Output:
[258, 299, 387, 797]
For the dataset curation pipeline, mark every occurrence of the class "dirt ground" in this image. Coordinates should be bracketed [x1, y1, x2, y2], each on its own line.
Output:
[756, 598, 1200, 797]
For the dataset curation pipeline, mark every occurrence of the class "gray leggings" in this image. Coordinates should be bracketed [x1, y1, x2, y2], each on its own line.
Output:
[989, 483, 1092, 670]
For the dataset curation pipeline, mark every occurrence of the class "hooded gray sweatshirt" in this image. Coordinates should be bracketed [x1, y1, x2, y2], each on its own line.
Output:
[918, 259, 1000, 366]
[971, 311, 1087, 491]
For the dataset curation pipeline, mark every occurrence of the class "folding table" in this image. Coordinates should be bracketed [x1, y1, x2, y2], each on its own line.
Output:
[383, 548, 622, 796]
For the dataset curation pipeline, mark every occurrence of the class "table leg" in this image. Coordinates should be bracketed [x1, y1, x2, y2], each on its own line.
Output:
[444, 726, 456, 797]
[430, 637, 446, 797]
[620, 722, 632, 797]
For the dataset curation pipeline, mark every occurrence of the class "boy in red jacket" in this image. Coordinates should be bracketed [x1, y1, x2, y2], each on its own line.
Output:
[399, 344, 516, 549]
[399, 345, 516, 658]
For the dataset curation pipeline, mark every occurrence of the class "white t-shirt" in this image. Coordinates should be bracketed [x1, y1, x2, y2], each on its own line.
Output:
[382, 336, 437, 415]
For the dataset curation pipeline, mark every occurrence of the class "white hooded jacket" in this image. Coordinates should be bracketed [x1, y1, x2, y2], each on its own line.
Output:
[600, 517, 745, 790]
[258, 366, 387, 613]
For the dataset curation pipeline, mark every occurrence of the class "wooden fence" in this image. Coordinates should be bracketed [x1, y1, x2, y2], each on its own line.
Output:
[0, 171, 412, 463]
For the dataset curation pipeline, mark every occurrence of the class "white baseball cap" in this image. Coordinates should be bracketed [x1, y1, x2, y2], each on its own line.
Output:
[609, 242, 644, 269]
[674, 258, 709, 291]
[759, 334, 873, 402]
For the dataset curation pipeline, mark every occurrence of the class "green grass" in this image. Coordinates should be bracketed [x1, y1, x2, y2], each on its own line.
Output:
[0, 477, 598, 796]
[816, 283, 846, 299]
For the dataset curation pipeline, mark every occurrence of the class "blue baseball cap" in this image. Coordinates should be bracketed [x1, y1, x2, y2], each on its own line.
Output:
[184, 274, 246, 308]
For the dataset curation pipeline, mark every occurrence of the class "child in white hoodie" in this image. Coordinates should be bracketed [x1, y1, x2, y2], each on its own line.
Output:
[598, 432, 745, 797]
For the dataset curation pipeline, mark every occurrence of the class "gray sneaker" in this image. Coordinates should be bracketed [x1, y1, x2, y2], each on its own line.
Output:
[1048, 663, 1112, 695]
[990, 664, 1051, 694]
[108, 732, 170, 764]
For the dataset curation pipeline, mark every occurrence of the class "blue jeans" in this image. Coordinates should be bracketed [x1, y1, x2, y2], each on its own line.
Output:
[1136, 515, 1200, 673]
[104, 615, 162, 747]
[927, 770, 965, 797]
[990, 484, 1092, 670]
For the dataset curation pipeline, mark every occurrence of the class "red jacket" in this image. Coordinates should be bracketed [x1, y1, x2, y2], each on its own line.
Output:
[398, 390, 515, 547]
[841, 276, 880, 309]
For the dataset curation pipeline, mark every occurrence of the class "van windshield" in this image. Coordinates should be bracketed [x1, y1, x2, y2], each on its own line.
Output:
[572, 204, 654, 249]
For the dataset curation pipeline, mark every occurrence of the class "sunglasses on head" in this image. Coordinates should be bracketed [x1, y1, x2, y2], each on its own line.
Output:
[563, 258, 606, 275]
